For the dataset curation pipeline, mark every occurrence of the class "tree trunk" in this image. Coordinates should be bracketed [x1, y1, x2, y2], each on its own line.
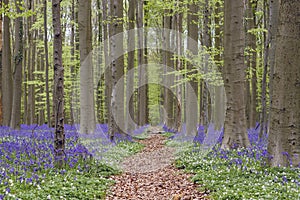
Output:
[0, 2, 3, 125]
[267, 0, 300, 167]
[52, 0, 65, 167]
[109, 0, 124, 139]
[246, 0, 257, 129]
[174, 0, 183, 132]
[186, 1, 198, 136]
[137, 0, 147, 126]
[126, 0, 136, 132]
[221, 0, 250, 149]
[213, 1, 224, 130]
[1, 0, 12, 126]
[10, 0, 23, 129]
[114, 0, 124, 132]
[267, 0, 279, 134]
[201, 0, 211, 128]
[102, 0, 111, 125]
[68, 0, 75, 125]
[43, 0, 51, 126]
[78, 0, 95, 134]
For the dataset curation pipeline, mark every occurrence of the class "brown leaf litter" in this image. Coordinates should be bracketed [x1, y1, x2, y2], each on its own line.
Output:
[106, 128, 209, 200]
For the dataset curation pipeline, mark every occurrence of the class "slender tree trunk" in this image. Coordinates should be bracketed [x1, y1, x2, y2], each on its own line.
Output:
[52, 0, 65, 167]
[44, 0, 51, 126]
[114, 0, 124, 132]
[10, 1, 23, 129]
[246, 0, 258, 129]
[109, 0, 124, 139]
[186, 1, 198, 136]
[126, 0, 136, 132]
[267, 0, 279, 134]
[221, 0, 250, 149]
[78, 0, 95, 134]
[102, 0, 111, 125]
[213, 1, 224, 130]
[0, 1, 3, 125]
[68, 0, 75, 125]
[2, 0, 12, 126]
[201, 0, 211, 128]
[137, 0, 147, 126]
[267, 0, 300, 167]
[174, 0, 183, 132]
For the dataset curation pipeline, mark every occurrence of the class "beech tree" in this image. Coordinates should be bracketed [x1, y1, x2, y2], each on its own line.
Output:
[267, 0, 300, 167]
[10, 0, 23, 129]
[1, 0, 12, 126]
[52, 0, 65, 166]
[186, 1, 198, 136]
[221, 0, 250, 149]
[78, 0, 95, 134]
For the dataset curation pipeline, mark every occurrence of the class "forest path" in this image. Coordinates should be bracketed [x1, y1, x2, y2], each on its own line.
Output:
[105, 127, 209, 200]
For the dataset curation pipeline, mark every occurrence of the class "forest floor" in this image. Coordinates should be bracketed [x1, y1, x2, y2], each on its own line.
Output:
[105, 127, 209, 200]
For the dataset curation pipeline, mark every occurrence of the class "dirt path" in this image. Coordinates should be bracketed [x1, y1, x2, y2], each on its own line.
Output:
[105, 129, 209, 200]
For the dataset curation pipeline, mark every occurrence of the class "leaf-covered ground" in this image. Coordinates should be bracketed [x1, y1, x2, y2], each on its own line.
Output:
[106, 132, 209, 200]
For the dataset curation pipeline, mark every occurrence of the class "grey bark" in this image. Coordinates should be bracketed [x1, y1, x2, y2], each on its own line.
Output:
[267, 0, 300, 167]
[10, 0, 23, 129]
[79, 0, 96, 134]
[186, 1, 198, 136]
[126, 0, 136, 132]
[221, 0, 250, 149]
[1, 0, 12, 126]
[52, 0, 65, 167]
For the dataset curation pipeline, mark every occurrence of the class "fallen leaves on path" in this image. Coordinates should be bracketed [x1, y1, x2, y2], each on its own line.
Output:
[106, 131, 209, 200]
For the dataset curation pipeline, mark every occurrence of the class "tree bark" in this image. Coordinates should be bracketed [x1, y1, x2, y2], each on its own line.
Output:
[126, 0, 136, 132]
[78, 0, 95, 134]
[267, 0, 300, 167]
[186, 1, 198, 136]
[137, 0, 148, 126]
[52, 0, 65, 167]
[221, 0, 250, 149]
[267, 0, 279, 134]
[10, 0, 23, 129]
[246, 0, 257, 129]
[1, 0, 12, 126]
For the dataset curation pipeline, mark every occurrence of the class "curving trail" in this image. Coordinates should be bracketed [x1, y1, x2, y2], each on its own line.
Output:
[106, 129, 209, 200]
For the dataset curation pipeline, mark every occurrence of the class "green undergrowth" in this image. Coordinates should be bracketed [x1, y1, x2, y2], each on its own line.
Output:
[101, 141, 144, 167]
[175, 147, 300, 199]
[3, 140, 144, 199]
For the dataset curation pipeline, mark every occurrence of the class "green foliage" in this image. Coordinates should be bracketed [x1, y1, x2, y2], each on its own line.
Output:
[1, 139, 144, 199]
[2, 162, 116, 200]
[0, 1, 35, 19]
[176, 149, 300, 199]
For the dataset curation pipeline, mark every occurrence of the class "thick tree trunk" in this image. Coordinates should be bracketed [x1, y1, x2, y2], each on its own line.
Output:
[52, 0, 65, 167]
[1, 0, 12, 126]
[78, 0, 95, 134]
[221, 0, 250, 149]
[267, 0, 300, 167]
[10, 1, 23, 129]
